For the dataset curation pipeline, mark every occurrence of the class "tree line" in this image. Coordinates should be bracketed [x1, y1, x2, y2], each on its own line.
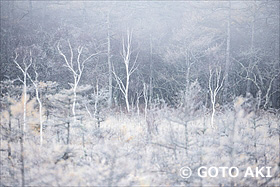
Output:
[0, 1, 279, 111]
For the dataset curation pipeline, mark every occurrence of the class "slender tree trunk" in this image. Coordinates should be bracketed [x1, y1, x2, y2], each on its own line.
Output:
[209, 68, 223, 129]
[67, 98, 71, 144]
[35, 88, 43, 146]
[185, 50, 190, 89]
[7, 107, 14, 184]
[8, 108, 12, 157]
[125, 65, 130, 112]
[113, 30, 137, 113]
[107, 12, 113, 108]
[246, 1, 256, 96]
[264, 77, 276, 109]
[58, 39, 97, 143]
[125, 89, 130, 112]
[94, 81, 101, 128]
[73, 84, 77, 122]
[136, 93, 140, 116]
[143, 83, 148, 121]
[23, 73, 27, 132]
[26, 66, 44, 146]
[224, 1, 231, 101]
[149, 34, 153, 105]
[69, 84, 77, 144]
[211, 96, 216, 127]
[19, 119, 25, 187]
[13, 52, 31, 141]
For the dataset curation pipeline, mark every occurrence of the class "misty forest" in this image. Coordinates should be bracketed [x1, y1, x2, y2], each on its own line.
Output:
[0, 1, 279, 186]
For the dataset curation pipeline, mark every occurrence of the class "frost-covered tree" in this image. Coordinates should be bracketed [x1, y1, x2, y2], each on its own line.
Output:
[112, 30, 139, 112]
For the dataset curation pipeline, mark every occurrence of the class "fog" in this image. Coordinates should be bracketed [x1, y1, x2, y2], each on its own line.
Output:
[0, 1, 279, 186]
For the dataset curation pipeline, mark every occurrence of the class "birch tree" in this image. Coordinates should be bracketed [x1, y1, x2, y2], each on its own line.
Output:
[209, 66, 224, 129]
[223, 1, 231, 101]
[12, 49, 32, 187]
[106, 10, 113, 108]
[143, 82, 148, 120]
[13, 50, 32, 132]
[26, 62, 44, 146]
[13, 48, 45, 146]
[112, 30, 139, 112]
[57, 40, 99, 123]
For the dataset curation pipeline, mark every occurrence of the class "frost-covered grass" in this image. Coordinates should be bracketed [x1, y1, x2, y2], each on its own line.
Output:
[1, 108, 279, 186]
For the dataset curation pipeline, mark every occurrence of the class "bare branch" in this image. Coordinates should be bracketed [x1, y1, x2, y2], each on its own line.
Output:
[68, 39, 73, 68]
[112, 66, 125, 95]
[57, 41, 77, 76]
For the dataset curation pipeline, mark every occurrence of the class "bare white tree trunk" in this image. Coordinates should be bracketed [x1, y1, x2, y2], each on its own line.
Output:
[58, 40, 98, 121]
[26, 64, 44, 146]
[72, 83, 77, 122]
[13, 51, 32, 132]
[13, 51, 33, 187]
[112, 30, 139, 113]
[23, 73, 27, 132]
[125, 62, 130, 112]
[14, 50, 46, 146]
[37, 89, 43, 146]
[264, 75, 278, 109]
[209, 67, 224, 129]
[57, 40, 98, 143]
